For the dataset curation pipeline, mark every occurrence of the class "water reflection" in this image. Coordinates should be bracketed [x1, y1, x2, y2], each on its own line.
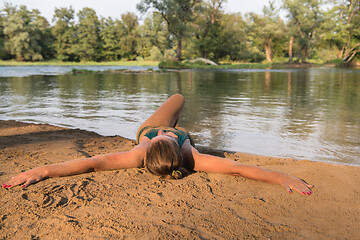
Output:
[0, 68, 359, 165]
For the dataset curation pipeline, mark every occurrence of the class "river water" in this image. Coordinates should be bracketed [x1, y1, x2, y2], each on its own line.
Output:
[0, 65, 359, 165]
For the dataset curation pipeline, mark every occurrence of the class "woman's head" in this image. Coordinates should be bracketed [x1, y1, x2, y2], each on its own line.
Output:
[145, 138, 184, 179]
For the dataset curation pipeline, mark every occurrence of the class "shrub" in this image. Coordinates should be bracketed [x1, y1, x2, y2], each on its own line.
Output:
[164, 49, 176, 61]
[158, 61, 185, 69]
[149, 46, 163, 61]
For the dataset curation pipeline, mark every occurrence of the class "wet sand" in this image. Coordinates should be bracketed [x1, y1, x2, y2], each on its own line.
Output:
[1, 120, 359, 239]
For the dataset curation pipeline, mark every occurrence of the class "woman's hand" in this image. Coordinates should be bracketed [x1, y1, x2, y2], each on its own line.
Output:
[278, 174, 313, 195]
[3, 167, 48, 189]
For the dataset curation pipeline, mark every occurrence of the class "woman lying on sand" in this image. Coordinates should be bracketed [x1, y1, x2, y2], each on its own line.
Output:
[3, 94, 313, 195]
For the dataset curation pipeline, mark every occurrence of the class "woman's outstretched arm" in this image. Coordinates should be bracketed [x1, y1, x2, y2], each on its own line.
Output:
[3, 144, 146, 189]
[189, 146, 313, 195]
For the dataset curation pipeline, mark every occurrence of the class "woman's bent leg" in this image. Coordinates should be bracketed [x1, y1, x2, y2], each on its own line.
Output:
[136, 94, 185, 136]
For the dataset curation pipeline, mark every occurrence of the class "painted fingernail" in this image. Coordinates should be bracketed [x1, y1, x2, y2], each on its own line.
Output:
[288, 190, 292, 193]
[2, 184, 6, 188]
[307, 192, 312, 195]
[302, 192, 306, 195]
[21, 185, 25, 188]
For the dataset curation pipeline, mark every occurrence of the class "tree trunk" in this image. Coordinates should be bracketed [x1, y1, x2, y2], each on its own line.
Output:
[289, 36, 294, 63]
[295, 49, 301, 63]
[337, 46, 345, 59]
[265, 38, 272, 62]
[176, 39, 182, 61]
[201, 51, 207, 59]
[301, 46, 307, 63]
[343, 44, 360, 63]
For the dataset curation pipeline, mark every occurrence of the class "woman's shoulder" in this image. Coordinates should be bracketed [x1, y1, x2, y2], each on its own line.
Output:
[137, 126, 158, 144]
[129, 142, 148, 162]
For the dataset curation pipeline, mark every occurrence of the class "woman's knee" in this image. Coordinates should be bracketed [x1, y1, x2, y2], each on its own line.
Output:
[171, 93, 185, 105]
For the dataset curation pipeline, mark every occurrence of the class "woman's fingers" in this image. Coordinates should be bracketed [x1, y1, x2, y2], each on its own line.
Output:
[3, 183, 13, 188]
[290, 182, 313, 195]
[3, 170, 43, 189]
[282, 176, 313, 195]
[3, 177, 25, 188]
[3, 177, 37, 189]
[22, 179, 37, 188]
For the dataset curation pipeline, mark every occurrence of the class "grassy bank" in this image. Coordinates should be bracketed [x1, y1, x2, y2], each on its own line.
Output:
[0, 59, 275, 70]
[158, 59, 360, 69]
[1, 59, 357, 69]
[0, 60, 160, 66]
[157, 60, 330, 69]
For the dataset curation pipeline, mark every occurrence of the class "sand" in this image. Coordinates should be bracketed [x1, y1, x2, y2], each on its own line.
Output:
[0, 120, 359, 239]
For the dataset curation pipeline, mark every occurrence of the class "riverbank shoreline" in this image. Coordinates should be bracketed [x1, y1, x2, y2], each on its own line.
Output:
[1, 120, 359, 239]
[2, 59, 358, 69]
[0, 60, 160, 66]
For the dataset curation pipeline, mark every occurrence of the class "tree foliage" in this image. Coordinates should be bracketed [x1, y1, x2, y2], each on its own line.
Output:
[2, 4, 50, 61]
[119, 12, 139, 60]
[74, 7, 101, 61]
[100, 17, 121, 61]
[137, 0, 201, 60]
[283, 0, 323, 62]
[0, 0, 359, 63]
[321, 0, 360, 62]
[136, 12, 171, 58]
[246, 1, 286, 62]
[52, 7, 76, 61]
[0, 9, 7, 59]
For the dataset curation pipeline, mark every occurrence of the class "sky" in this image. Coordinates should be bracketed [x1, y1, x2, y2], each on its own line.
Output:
[1, 0, 272, 23]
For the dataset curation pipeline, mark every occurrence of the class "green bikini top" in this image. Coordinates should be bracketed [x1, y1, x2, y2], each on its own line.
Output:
[137, 126, 189, 147]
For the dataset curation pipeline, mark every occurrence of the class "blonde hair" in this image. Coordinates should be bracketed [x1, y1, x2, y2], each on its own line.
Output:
[145, 139, 185, 179]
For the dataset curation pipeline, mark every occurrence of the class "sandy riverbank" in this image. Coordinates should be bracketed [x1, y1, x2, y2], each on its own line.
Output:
[1, 120, 359, 239]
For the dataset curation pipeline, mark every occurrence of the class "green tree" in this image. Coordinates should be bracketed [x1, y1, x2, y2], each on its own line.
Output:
[1, 3, 17, 59]
[119, 12, 139, 60]
[221, 13, 247, 61]
[0, 9, 6, 59]
[3, 4, 49, 61]
[74, 7, 101, 61]
[209, 13, 247, 61]
[52, 7, 77, 61]
[283, 0, 324, 63]
[246, 1, 286, 62]
[150, 12, 172, 52]
[136, 19, 154, 59]
[137, 0, 201, 60]
[149, 46, 163, 60]
[322, 0, 360, 62]
[192, 0, 226, 59]
[136, 12, 171, 58]
[100, 17, 122, 61]
[34, 13, 54, 60]
[189, 1, 248, 62]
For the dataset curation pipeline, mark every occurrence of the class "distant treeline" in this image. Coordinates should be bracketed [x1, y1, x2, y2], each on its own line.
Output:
[0, 0, 359, 63]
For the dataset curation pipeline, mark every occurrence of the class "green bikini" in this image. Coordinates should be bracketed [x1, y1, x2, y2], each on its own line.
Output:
[136, 126, 193, 147]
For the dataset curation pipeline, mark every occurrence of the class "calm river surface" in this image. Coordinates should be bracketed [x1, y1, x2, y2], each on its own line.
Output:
[0, 66, 359, 165]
